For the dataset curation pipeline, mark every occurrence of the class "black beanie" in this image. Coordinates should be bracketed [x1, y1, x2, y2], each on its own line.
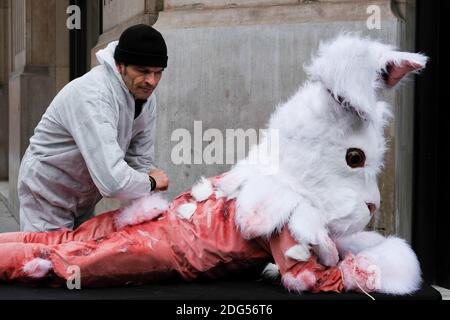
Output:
[114, 24, 168, 68]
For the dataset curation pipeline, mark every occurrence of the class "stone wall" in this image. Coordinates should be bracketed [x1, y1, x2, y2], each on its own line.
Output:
[91, 0, 418, 240]
[7, 0, 70, 218]
[90, 0, 163, 66]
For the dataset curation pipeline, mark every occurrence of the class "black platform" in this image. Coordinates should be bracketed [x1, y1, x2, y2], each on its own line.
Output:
[0, 279, 441, 300]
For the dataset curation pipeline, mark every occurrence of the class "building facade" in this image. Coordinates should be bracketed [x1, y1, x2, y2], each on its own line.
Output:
[0, 0, 415, 239]
[0, 0, 417, 239]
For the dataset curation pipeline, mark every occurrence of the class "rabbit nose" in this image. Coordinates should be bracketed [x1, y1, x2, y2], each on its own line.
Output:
[366, 202, 377, 215]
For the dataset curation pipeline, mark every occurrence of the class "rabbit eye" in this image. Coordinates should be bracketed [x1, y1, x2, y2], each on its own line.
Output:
[346, 148, 365, 168]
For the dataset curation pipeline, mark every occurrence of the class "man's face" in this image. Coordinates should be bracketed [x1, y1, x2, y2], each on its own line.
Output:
[116, 64, 164, 99]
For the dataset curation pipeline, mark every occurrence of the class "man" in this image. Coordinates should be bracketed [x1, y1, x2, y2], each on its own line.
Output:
[18, 24, 169, 232]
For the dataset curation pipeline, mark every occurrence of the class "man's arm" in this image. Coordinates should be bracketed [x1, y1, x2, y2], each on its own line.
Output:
[61, 93, 152, 199]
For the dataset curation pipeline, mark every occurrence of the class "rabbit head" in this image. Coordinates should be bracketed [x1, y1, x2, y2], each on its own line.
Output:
[273, 34, 427, 236]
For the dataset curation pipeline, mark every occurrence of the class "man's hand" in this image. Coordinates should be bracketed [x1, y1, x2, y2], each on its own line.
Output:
[148, 169, 169, 191]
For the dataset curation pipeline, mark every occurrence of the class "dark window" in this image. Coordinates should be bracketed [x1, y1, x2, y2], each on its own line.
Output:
[413, 0, 450, 287]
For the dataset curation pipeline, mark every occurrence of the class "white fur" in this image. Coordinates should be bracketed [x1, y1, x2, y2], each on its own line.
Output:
[282, 270, 316, 292]
[23, 258, 53, 278]
[234, 172, 300, 239]
[191, 177, 213, 202]
[214, 188, 226, 199]
[285, 244, 311, 262]
[115, 193, 169, 229]
[261, 263, 280, 280]
[334, 231, 386, 257]
[177, 202, 197, 220]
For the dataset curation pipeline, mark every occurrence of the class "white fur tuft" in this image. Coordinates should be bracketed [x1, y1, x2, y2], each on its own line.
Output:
[282, 270, 316, 293]
[261, 263, 280, 281]
[115, 193, 169, 229]
[285, 244, 311, 262]
[23, 258, 53, 278]
[191, 177, 213, 202]
[177, 203, 197, 220]
[214, 188, 226, 199]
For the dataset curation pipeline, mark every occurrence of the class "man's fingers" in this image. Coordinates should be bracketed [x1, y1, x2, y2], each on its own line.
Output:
[155, 184, 168, 191]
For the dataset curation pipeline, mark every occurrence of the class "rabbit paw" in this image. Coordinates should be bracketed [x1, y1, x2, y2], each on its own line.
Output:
[339, 253, 381, 293]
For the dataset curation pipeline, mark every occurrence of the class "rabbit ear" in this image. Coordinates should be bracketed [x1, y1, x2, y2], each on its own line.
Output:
[381, 52, 428, 88]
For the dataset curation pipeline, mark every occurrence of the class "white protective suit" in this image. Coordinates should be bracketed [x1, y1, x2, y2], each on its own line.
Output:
[18, 41, 157, 232]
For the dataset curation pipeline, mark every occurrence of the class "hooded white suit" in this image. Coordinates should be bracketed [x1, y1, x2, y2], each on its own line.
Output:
[18, 41, 157, 232]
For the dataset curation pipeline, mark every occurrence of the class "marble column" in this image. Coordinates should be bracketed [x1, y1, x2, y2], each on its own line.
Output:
[8, 0, 69, 219]
[0, 0, 11, 181]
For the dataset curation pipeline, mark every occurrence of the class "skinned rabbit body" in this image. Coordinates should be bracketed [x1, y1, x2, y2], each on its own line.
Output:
[0, 34, 426, 295]
[0, 185, 344, 293]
